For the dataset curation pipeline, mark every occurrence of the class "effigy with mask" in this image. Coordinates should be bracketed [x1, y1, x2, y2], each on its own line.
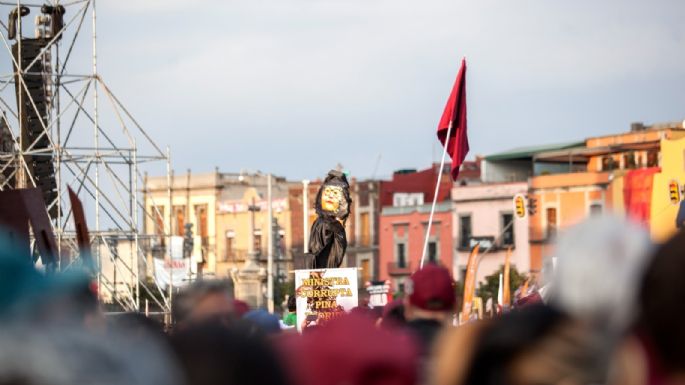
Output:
[308, 170, 352, 269]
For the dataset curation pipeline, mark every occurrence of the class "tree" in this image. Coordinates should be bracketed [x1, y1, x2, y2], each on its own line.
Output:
[274, 279, 295, 312]
[475, 265, 527, 308]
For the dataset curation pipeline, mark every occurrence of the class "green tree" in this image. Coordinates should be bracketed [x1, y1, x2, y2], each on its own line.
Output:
[274, 279, 295, 313]
[475, 265, 527, 308]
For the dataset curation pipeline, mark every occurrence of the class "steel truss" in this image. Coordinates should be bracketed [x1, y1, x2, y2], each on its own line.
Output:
[0, 0, 174, 314]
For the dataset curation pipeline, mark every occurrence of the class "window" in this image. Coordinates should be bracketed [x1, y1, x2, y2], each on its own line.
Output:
[428, 241, 438, 263]
[501, 213, 515, 247]
[152, 206, 165, 246]
[360, 212, 370, 246]
[224, 231, 235, 262]
[601, 156, 617, 171]
[590, 203, 602, 216]
[173, 205, 186, 236]
[360, 259, 371, 284]
[459, 215, 472, 249]
[623, 152, 636, 169]
[546, 208, 558, 239]
[254, 231, 262, 256]
[194, 204, 209, 249]
[396, 243, 406, 268]
[647, 150, 659, 167]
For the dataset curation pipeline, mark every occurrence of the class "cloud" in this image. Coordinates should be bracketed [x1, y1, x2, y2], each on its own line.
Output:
[69, 0, 685, 178]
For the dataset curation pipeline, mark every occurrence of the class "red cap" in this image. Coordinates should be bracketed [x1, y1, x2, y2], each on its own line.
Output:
[232, 299, 249, 317]
[279, 313, 418, 385]
[407, 264, 455, 311]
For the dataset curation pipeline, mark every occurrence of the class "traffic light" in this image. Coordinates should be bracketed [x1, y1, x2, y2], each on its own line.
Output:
[513, 195, 526, 218]
[527, 197, 538, 216]
[669, 180, 681, 205]
[183, 223, 194, 258]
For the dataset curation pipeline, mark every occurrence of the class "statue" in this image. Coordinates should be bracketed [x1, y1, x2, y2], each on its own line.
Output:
[308, 170, 351, 269]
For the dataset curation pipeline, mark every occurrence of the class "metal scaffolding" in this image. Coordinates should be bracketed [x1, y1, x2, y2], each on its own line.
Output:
[0, 0, 173, 314]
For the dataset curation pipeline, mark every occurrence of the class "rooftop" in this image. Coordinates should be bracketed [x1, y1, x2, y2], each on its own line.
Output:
[485, 141, 585, 162]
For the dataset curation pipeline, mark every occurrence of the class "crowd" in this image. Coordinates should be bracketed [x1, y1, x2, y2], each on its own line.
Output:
[0, 214, 683, 385]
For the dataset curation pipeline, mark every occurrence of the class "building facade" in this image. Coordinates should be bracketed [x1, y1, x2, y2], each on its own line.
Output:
[378, 165, 454, 291]
[452, 182, 529, 284]
[347, 179, 381, 284]
[143, 170, 298, 283]
[143, 171, 222, 279]
[527, 122, 685, 269]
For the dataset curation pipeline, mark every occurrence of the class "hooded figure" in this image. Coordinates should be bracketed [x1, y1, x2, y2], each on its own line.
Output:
[308, 170, 352, 269]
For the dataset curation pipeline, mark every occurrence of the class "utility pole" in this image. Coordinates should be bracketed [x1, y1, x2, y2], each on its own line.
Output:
[303, 180, 310, 254]
[267, 174, 274, 313]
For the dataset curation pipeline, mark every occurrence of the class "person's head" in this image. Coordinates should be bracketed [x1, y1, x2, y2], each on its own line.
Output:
[287, 295, 296, 313]
[0, 323, 182, 385]
[172, 280, 235, 328]
[170, 319, 290, 385]
[636, 228, 685, 376]
[546, 215, 653, 332]
[232, 299, 250, 317]
[380, 299, 406, 329]
[434, 305, 602, 385]
[282, 313, 418, 385]
[404, 265, 455, 322]
[243, 309, 281, 336]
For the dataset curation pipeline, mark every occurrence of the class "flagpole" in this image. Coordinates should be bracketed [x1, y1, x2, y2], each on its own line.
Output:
[420, 120, 453, 268]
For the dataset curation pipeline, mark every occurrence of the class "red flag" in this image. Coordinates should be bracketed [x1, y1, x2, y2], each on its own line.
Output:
[437, 58, 469, 180]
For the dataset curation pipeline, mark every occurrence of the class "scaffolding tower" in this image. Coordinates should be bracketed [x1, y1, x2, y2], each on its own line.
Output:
[0, 0, 174, 315]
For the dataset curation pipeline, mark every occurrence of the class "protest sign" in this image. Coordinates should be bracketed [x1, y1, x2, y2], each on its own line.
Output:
[295, 267, 358, 332]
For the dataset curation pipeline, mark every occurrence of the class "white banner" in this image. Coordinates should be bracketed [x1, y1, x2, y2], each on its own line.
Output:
[153, 258, 191, 290]
[168, 236, 184, 260]
[295, 268, 358, 332]
[366, 281, 391, 308]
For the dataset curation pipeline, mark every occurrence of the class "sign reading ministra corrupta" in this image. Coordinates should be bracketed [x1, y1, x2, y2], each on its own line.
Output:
[294, 268, 358, 332]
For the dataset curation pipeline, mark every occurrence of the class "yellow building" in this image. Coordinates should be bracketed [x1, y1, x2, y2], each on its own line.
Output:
[215, 177, 296, 280]
[525, 121, 685, 271]
[143, 171, 222, 278]
[143, 170, 298, 281]
[485, 120, 685, 274]
[648, 135, 685, 241]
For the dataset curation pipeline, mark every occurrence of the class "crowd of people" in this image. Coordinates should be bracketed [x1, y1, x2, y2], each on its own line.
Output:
[0, 214, 683, 385]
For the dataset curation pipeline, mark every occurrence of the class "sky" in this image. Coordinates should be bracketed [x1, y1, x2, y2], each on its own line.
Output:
[82, 0, 685, 180]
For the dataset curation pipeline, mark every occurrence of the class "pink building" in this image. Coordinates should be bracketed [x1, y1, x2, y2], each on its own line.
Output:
[378, 202, 454, 292]
[452, 182, 530, 284]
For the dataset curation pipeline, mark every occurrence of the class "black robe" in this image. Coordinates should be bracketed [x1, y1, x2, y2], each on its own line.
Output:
[308, 216, 347, 269]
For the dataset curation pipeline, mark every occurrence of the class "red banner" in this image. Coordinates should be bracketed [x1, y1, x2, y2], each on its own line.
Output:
[623, 167, 660, 224]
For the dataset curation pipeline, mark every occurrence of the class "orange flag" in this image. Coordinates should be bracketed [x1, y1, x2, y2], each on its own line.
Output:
[461, 244, 480, 318]
[502, 246, 512, 307]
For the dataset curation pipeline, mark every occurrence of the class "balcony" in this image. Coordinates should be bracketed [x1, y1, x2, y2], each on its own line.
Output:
[457, 236, 515, 252]
[387, 261, 412, 276]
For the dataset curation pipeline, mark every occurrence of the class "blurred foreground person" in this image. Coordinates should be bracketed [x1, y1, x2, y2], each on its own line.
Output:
[281, 313, 418, 385]
[244, 308, 281, 336]
[0, 323, 181, 385]
[433, 305, 598, 385]
[170, 319, 290, 385]
[544, 215, 654, 383]
[232, 299, 250, 317]
[611, 229, 685, 385]
[547, 215, 653, 333]
[379, 299, 406, 329]
[0, 240, 101, 328]
[282, 296, 297, 327]
[172, 280, 235, 329]
[404, 264, 456, 357]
